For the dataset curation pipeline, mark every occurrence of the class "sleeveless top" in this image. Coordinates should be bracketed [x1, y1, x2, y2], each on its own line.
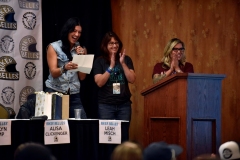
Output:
[45, 40, 80, 94]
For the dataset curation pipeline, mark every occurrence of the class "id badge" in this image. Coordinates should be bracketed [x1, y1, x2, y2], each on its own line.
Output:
[113, 83, 120, 94]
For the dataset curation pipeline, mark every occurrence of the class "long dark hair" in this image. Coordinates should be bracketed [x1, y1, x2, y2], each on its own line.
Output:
[100, 31, 123, 64]
[60, 17, 81, 61]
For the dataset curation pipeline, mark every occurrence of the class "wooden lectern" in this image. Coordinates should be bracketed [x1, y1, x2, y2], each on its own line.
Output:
[141, 73, 226, 160]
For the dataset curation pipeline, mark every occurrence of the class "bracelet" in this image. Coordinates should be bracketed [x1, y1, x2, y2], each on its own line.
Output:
[63, 64, 67, 72]
[60, 67, 63, 75]
[106, 67, 113, 74]
[60, 65, 67, 74]
[175, 69, 182, 73]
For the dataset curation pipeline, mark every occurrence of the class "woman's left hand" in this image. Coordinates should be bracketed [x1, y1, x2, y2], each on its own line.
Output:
[119, 49, 126, 64]
[75, 46, 87, 55]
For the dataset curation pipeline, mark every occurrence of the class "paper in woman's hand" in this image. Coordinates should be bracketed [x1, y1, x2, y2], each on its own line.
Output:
[71, 54, 94, 74]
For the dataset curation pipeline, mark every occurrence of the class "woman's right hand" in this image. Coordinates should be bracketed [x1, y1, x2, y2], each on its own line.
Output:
[65, 61, 78, 70]
[110, 51, 115, 68]
[171, 53, 179, 70]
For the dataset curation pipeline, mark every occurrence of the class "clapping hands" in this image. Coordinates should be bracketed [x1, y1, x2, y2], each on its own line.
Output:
[109, 49, 126, 68]
[119, 49, 126, 64]
[170, 53, 179, 69]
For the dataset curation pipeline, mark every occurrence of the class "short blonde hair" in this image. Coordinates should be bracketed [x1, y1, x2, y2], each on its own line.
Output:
[111, 141, 143, 160]
[161, 38, 186, 67]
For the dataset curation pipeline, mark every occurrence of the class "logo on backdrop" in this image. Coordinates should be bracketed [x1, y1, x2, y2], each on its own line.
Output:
[18, 0, 39, 10]
[0, 5, 17, 30]
[0, 0, 11, 2]
[1, 86, 15, 105]
[0, 56, 19, 80]
[19, 86, 35, 106]
[24, 62, 36, 79]
[19, 35, 39, 60]
[0, 35, 14, 53]
[22, 12, 36, 30]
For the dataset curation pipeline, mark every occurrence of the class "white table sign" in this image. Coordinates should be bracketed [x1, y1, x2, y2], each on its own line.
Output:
[44, 120, 70, 145]
[99, 120, 121, 144]
[0, 120, 11, 145]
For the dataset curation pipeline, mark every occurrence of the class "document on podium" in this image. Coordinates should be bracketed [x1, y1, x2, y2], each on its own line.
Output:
[71, 54, 94, 74]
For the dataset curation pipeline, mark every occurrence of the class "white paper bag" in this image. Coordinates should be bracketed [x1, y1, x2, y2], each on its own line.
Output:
[35, 91, 52, 119]
[35, 91, 45, 116]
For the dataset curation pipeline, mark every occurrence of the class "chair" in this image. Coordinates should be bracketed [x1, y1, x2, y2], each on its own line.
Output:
[6, 107, 16, 119]
[0, 103, 10, 119]
[16, 94, 36, 119]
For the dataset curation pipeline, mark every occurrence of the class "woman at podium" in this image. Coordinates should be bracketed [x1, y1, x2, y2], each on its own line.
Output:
[152, 38, 194, 84]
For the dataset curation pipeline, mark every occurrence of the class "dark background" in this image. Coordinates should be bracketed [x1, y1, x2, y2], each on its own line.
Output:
[42, 0, 112, 118]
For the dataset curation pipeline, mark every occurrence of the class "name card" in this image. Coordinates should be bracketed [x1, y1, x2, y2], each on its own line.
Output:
[44, 120, 70, 145]
[0, 120, 11, 145]
[99, 120, 121, 144]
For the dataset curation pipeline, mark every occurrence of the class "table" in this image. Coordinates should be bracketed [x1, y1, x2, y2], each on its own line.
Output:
[0, 119, 129, 160]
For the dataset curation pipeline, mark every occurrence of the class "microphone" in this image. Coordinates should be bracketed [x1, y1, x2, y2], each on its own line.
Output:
[75, 42, 85, 54]
[75, 41, 80, 48]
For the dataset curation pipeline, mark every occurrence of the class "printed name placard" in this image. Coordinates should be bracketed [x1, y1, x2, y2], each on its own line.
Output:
[44, 120, 70, 145]
[0, 120, 11, 145]
[99, 120, 121, 144]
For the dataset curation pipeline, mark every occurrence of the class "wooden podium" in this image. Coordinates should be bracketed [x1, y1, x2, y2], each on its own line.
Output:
[141, 73, 226, 160]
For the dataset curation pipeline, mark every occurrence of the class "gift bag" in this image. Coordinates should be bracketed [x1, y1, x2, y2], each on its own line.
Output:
[51, 92, 69, 120]
[34, 91, 69, 120]
[34, 91, 45, 117]
[51, 92, 63, 120]
[61, 95, 69, 119]
[35, 91, 52, 119]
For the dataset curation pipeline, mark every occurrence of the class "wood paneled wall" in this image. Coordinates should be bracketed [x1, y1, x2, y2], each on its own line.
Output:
[111, 0, 240, 147]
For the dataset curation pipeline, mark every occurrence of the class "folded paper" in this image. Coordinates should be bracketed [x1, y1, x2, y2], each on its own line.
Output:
[71, 54, 94, 74]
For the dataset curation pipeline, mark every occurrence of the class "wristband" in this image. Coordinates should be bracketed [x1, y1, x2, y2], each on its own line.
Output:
[106, 67, 113, 74]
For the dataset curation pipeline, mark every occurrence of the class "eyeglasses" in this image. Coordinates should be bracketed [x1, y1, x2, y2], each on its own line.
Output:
[108, 42, 119, 46]
[172, 48, 185, 52]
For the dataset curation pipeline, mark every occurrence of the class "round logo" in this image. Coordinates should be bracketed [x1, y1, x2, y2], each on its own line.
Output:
[22, 12, 36, 30]
[1, 86, 15, 105]
[222, 148, 233, 159]
[0, 35, 14, 53]
[24, 62, 36, 79]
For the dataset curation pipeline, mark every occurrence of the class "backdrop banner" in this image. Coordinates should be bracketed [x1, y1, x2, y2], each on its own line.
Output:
[0, 0, 42, 116]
